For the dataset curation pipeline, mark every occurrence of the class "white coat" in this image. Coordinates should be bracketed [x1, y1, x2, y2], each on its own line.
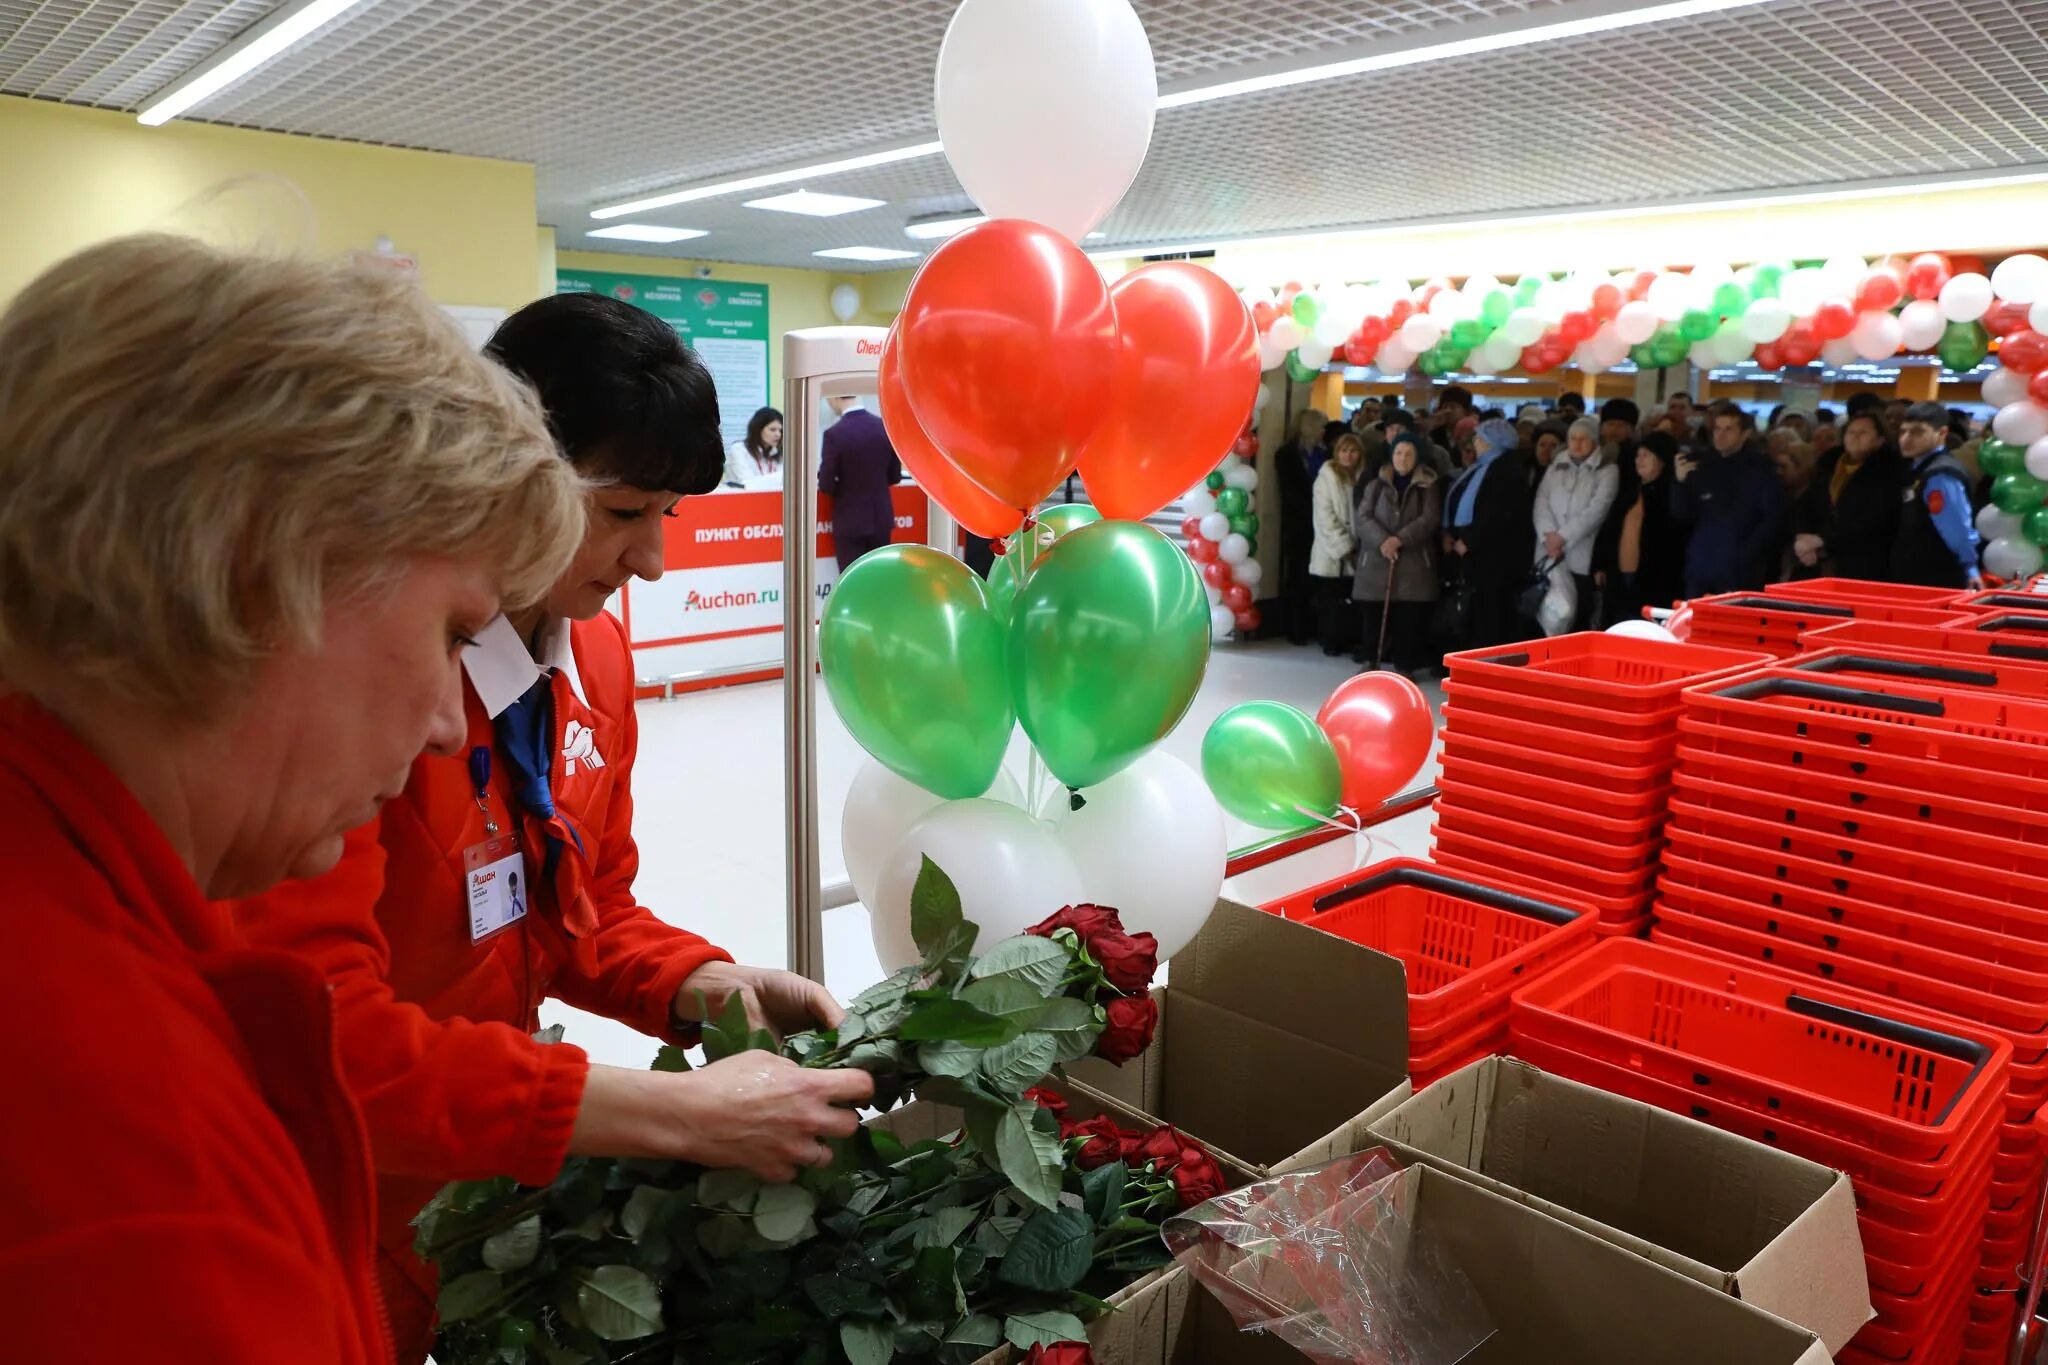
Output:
[1534, 450, 1619, 576]
[1309, 461, 1358, 577]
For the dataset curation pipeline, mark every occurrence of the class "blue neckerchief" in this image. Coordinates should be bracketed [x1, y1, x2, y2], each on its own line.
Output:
[494, 674, 573, 881]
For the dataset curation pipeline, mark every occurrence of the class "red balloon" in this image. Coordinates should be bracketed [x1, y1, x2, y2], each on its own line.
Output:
[1521, 344, 1556, 375]
[1344, 337, 1377, 367]
[877, 329, 1024, 539]
[1233, 607, 1262, 633]
[1905, 252, 1951, 302]
[1232, 434, 1260, 457]
[1752, 341, 1785, 371]
[2002, 330, 2048, 375]
[1985, 301, 2034, 338]
[1282, 279, 1304, 299]
[1316, 672, 1434, 811]
[1222, 584, 1251, 612]
[898, 220, 1117, 509]
[1356, 315, 1390, 346]
[1590, 283, 1624, 321]
[1855, 269, 1904, 313]
[1810, 300, 1855, 342]
[1202, 559, 1231, 587]
[1180, 516, 1204, 540]
[1188, 535, 1218, 564]
[1387, 298, 1416, 326]
[2030, 368, 2048, 406]
[1625, 269, 1660, 302]
[1780, 324, 1820, 367]
[1558, 311, 1597, 345]
[1251, 300, 1279, 332]
[1078, 263, 1261, 523]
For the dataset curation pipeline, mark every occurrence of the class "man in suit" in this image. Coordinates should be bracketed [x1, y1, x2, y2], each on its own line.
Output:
[818, 395, 902, 573]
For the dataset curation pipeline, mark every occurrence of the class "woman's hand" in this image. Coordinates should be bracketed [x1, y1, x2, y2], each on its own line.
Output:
[1380, 536, 1402, 561]
[1793, 534, 1824, 568]
[1542, 531, 1565, 560]
[677, 962, 845, 1039]
[572, 1058, 872, 1183]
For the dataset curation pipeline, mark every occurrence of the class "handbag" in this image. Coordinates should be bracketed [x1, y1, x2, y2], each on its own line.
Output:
[1432, 573, 1474, 647]
[1514, 554, 1557, 627]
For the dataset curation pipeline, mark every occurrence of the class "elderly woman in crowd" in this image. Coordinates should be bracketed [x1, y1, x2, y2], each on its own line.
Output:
[1790, 410, 1901, 580]
[1353, 431, 1442, 672]
[1441, 417, 1537, 649]
[1535, 416, 1621, 629]
[1309, 433, 1364, 655]
[0, 235, 587, 1359]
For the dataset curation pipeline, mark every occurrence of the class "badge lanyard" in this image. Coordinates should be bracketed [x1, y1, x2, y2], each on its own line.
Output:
[464, 744, 541, 1029]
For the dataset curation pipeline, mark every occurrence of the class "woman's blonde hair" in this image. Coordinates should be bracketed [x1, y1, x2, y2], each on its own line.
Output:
[0, 234, 584, 717]
[1328, 433, 1364, 483]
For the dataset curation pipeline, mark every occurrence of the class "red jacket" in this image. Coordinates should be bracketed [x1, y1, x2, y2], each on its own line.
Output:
[0, 694, 390, 1364]
[240, 610, 728, 1359]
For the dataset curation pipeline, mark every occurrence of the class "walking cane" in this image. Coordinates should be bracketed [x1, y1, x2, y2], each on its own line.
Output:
[1374, 546, 1397, 670]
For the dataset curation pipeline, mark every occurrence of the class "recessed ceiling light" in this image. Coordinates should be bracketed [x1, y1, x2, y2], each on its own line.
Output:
[905, 213, 988, 241]
[138, 0, 374, 125]
[814, 246, 920, 263]
[744, 190, 886, 217]
[587, 224, 709, 243]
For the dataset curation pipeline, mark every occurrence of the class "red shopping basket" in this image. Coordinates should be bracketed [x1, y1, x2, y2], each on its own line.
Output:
[1807, 615, 2048, 663]
[1772, 578, 1968, 608]
[1950, 590, 2048, 615]
[1433, 823, 1662, 898]
[1259, 858, 1596, 1045]
[1788, 647, 2048, 699]
[1442, 699, 1681, 767]
[1509, 939, 2011, 1165]
[1434, 774, 1669, 846]
[1439, 729, 1673, 798]
[1438, 742, 1671, 821]
[1444, 632, 1770, 713]
[1436, 799, 1663, 876]
[1440, 675, 1682, 742]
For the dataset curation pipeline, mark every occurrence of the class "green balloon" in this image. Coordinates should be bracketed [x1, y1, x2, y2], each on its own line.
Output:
[1215, 486, 1249, 517]
[1678, 309, 1717, 342]
[985, 554, 1019, 621]
[1654, 330, 1691, 367]
[1228, 512, 1260, 538]
[1712, 282, 1749, 318]
[1440, 344, 1472, 368]
[1629, 343, 1656, 368]
[1449, 319, 1486, 349]
[1242, 534, 1259, 557]
[1206, 471, 1225, 492]
[1032, 503, 1102, 559]
[820, 545, 1012, 799]
[1938, 321, 1988, 372]
[1011, 522, 1211, 790]
[1292, 292, 1321, 328]
[1993, 472, 2047, 514]
[1286, 351, 1320, 383]
[1749, 262, 1787, 300]
[1418, 350, 1447, 377]
[1981, 439, 2028, 479]
[1514, 275, 1547, 305]
[2025, 507, 2048, 548]
[1480, 290, 1513, 328]
[1201, 702, 1342, 829]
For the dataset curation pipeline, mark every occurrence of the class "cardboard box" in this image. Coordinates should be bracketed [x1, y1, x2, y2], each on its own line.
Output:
[1366, 1056, 1871, 1355]
[1066, 898, 1413, 1174]
[1093, 1165, 1832, 1365]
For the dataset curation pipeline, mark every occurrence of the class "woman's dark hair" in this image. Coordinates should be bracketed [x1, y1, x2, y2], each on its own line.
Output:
[486, 293, 724, 495]
[1841, 411, 1888, 446]
[1639, 430, 1680, 466]
[745, 406, 784, 460]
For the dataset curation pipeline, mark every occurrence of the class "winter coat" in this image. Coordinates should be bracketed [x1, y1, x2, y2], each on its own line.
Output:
[1671, 440, 1787, 597]
[239, 610, 731, 1360]
[1534, 450, 1621, 576]
[1444, 450, 1539, 585]
[1353, 464, 1443, 603]
[1791, 448, 1904, 582]
[1309, 461, 1359, 577]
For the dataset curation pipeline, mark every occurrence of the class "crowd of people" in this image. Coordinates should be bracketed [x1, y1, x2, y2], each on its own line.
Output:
[1280, 384, 1990, 671]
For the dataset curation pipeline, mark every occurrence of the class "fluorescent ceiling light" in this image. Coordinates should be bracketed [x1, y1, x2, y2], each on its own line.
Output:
[746, 190, 886, 217]
[137, 0, 374, 126]
[814, 246, 920, 263]
[586, 224, 709, 243]
[905, 213, 988, 241]
[595, 141, 942, 219]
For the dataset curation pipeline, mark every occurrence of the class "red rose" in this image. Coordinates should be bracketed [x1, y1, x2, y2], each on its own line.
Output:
[1026, 903, 1122, 944]
[1095, 994, 1158, 1065]
[1025, 1086, 1069, 1120]
[1126, 1125, 1227, 1208]
[1092, 928, 1159, 995]
[1024, 1344, 1094, 1365]
[1064, 1115, 1129, 1170]
[1168, 1148, 1227, 1209]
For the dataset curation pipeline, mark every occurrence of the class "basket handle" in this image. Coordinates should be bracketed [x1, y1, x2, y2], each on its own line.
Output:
[1308, 864, 1582, 926]
[1974, 612, 2048, 635]
[1786, 994, 1993, 1124]
[1789, 654, 1998, 688]
[1990, 641, 2048, 663]
[1969, 594, 2048, 612]
[1713, 596, 1856, 617]
[1711, 675, 1947, 716]
[1480, 650, 1534, 668]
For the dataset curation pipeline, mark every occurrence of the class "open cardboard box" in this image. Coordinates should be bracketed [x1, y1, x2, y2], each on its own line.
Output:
[1093, 1164, 1833, 1365]
[1366, 1056, 1871, 1355]
[1066, 898, 1413, 1175]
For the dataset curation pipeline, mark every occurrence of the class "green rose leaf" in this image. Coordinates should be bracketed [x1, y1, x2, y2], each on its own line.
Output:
[945, 1315, 1003, 1350]
[575, 1265, 665, 1341]
[898, 999, 1014, 1046]
[650, 1044, 692, 1073]
[980, 1032, 1059, 1095]
[998, 1206, 1095, 1292]
[960, 976, 1052, 1024]
[841, 1318, 896, 1365]
[481, 1214, 542, 1271]
[1003, 1310, 1088, 1350]
[805, 1272, 883, 1318]
[1028, 995, 1101, 1063]
[915, 1039, 984, 1078]
[753, 1182, 819, 1243]
[915, 1206, 980, 1249]
[973, 1214, 1023, 1257]
[911, 857, 967, 963]
[1081, 1156, 1127, 1224]
[905, 1245, 966, 1321]
[967, 935, 1071, 994]
[532, 1023, 567, 1046]
[436, 1269, 502, 1324]
[994, 1102, 1063, 1210]
[619, 1186, 668, 1241]
[700, 1168, 762, 1213]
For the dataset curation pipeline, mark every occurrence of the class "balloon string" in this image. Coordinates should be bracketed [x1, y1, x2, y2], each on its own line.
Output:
[1293, 804, 1364, 834]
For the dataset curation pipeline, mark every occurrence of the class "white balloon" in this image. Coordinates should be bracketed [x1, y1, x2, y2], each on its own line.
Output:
[1688, 340, 1718, 369]
[1613, 300, 1660, 345]
[1268, 317, 1303, 352]
[1710, 325, 1753, 366]
[1985, 367, 2032, 408]
[1820, 337, 1860, 369]
[1462, 273, 1503, 301]
[2025, 439, 2048, 483]
[1224, 464, 1259, 492]
[829, 283, 862, 323]
[1780, 267, 1829, 317]
[1051, 752, 1225, 960]
[1253, 383, 1272, 415]
[1991, 254, 2048, 306]
[1534, 280, 1571, 326]
[1311, 307, 1351, 348]
[842, 761, 1025, 908]
[1376, 339, 1419, 374]
[1233, 558, 1264, 589]
[1298, 337, 1335, 370]
[1996, 401, 2048, 447]
[934, 0, 1156, 242]
[1219, 453, 1245, 472]
[1979, 505, 2026, 542]
[1218, 533, 1251, 565]
[1899, 300, 1946, 351]
[1741, 298, 1793, 343]
[1182, 489, 1217, 519]
[1985, 537, 2046, 581]
[1939, 272, 1994, 323]
[1209, 604, 1236, 639]
[1399, 314, 1442, 351]
[1495, 307, 1542, 348]
[1199, 512, 1230, 541]
[1646, 272, 1692, 323]
[869, 799, 1083, 972]
[1820, 254, 1867, 297]
[1204, 583, 1223, 606]
[2034, 299, 2048, 335]
[1849, 310, 1904, 362]
[1257, 333, 1290, 372]
[1607, 618, 1678, 643]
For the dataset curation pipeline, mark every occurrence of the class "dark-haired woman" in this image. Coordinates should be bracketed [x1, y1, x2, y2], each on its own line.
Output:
[242, 294, 867, 1362]
[726, 405, 784, 487]
[1789, 411, 1901, 581]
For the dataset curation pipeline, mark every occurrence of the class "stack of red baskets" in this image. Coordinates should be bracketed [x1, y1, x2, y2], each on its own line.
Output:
[1684, 580, 1963, 658]
[1654, 654, 2048, 1362]
[1511, 938, 2013, 1365]
[1261, 859, 1597, 1085]
[1432, 633, 1768, 938]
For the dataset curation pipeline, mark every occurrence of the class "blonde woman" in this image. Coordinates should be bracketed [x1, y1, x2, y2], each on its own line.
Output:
[1278, 406, 1333, 644]
[0, 236, 583, 1361]
[1310, 433, 1364, 655]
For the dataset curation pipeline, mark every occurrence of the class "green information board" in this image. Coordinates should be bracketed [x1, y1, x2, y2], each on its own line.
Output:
[555, 268, 771, 449]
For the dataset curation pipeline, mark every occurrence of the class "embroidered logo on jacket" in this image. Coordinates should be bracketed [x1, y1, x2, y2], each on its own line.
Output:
[562, 719, 606, 775]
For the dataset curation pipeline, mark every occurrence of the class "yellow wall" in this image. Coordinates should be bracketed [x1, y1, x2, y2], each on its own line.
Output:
[0, 95, 538, 310]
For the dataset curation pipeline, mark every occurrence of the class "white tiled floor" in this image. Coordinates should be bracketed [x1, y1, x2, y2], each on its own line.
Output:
[542, 641, 1442, 1069]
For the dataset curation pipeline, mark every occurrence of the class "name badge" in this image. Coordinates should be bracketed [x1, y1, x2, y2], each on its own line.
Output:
[464, 835, 528, 943]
